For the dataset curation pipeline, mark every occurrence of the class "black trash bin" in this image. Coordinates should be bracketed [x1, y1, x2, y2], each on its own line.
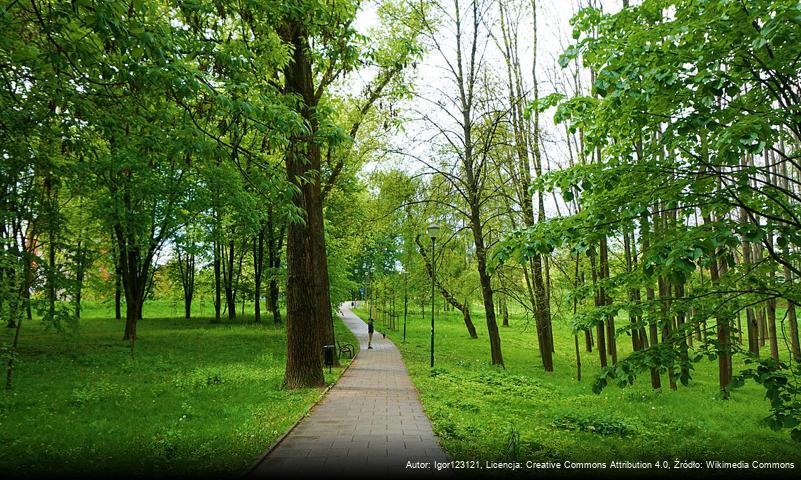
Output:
[323, 345, 335, 373]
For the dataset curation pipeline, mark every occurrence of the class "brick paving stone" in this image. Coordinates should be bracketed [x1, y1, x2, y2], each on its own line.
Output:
[249, 303, 450, 478]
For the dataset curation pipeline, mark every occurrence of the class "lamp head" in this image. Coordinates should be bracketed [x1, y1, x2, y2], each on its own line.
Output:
[427, 223, 441, 240]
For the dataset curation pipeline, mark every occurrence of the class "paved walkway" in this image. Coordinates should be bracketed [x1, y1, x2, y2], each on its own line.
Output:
[250, 303, 450, 477]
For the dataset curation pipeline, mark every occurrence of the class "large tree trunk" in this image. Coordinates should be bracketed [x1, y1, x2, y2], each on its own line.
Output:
[281, 20, 325, 389]
[310, 200, 337, 356]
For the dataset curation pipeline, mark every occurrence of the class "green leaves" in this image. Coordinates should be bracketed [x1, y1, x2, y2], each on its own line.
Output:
[526, 92, 565, 118]
[732, 358, 801, 442]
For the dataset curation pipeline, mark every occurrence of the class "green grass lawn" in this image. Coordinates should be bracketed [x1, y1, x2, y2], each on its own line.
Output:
[355, 304, 801, 466]
[0, 300, 357, 478]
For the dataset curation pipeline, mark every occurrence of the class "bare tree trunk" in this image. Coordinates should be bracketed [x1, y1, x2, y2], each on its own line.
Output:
[416, 235, 478, 338]
[705, 213, 732, 397]
[589, 247, 607, 368]
[641, 212, 661, 389]
[111, 230, 122, 320]
[267, 211, 284, 325]
[599, 236, 617, 365]
[253, 226, 265, 322]
[501, 295, 509, 327]
[223, 238, 237, 321]
[74, 238, 86, 319]
[740, 197, 760, 356]
[213, 212, 222, 323]
[573, 254, 582, 381]
[176, 242, 195, 320]
[674, 281, 690, 382]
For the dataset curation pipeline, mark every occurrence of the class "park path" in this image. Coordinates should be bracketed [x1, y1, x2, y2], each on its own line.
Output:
[249, 303, 450, 477]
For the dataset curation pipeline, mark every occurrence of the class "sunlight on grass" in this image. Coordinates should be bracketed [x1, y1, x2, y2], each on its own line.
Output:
[355, 306, 801, 463]
[0, 301, 357, 477]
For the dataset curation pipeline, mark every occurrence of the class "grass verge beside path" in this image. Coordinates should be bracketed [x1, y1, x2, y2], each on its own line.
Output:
[0, 301, 357, 478]
[354, 305, 800, 466]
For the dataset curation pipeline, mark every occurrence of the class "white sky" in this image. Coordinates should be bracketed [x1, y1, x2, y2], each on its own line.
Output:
[351, 0, 625, 217]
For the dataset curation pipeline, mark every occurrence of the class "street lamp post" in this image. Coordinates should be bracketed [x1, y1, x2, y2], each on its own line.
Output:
[427, 223, 440, 368]
[402, 270, 409, 343]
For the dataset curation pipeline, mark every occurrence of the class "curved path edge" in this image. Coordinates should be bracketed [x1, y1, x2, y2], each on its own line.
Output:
[242, 332, 360, 477]
[249, 303, 449, 477]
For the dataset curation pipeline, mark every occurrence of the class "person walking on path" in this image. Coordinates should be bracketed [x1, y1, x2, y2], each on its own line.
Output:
[249, 303, 449, 477]
[368, 318, 374, 349]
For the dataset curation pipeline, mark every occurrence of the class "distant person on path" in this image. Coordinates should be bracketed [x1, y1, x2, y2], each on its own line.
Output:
[368, 318, 374, 349]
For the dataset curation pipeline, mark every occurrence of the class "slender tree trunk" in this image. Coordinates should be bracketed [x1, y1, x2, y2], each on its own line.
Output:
[47, 233, 56, 321]
[599, 237, 617, 365]
[469, 205, 503, 365]
[657, 277, 677, 390]
[782, 255, 801, 361]
[623, 231, 639, 351]
[44, 174, 58, 323]
[705, 213, 732, 397]
[185, 253, 194, 319]
[787, 298, 801, 362]
[573, 254, 582, 381]
[674, 281, 690, 382]
[73, 232, 86, 320]
[641, 212, 661, 389]
[5, 245, 25, 387]
[779, 145, 801, 360]
[5, 296, 23, 389]
[740, 222, 760, 356]
[213, 220, 222, 323]
[502, 295, 509, 327]
[119, 239, 148, 342]
[589, 248, 607, 368]
[114, 238, 122, 320]
[254, 226, 265, 322]
[416, 235, 478, 338]
[224, 238, 236, 321]
[176, 246, 194, 320]
[267, 212, 284, 325]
